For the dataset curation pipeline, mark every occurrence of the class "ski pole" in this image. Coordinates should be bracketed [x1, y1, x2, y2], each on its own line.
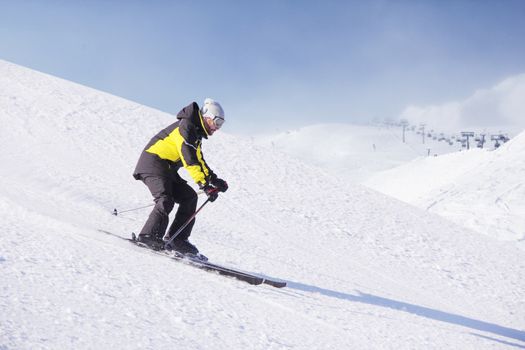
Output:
[163, 190, 217, 249]
[113, 191, 206, 216]
[112, 204, 154, 216]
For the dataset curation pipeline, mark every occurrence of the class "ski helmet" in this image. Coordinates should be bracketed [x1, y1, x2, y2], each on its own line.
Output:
[201, 98, 225, 121]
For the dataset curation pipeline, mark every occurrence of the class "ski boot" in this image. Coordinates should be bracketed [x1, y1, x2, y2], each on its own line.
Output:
[168, 238, 207, 261]
[136, 233, 165, 250]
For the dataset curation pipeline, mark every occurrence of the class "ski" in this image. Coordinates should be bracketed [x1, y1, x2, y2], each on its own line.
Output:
[98, 230, 286, 288]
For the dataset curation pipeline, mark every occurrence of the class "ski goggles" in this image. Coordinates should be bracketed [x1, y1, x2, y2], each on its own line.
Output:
[213, 116, 225, 129]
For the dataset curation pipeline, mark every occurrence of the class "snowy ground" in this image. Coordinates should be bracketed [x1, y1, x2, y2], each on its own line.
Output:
[365, 135, 525, 249]
[1, 60, 524, 349]
[256, 122, 524, 249]
[254, 123, 459, 182]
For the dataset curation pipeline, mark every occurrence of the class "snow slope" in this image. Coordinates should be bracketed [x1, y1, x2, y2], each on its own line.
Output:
[1, 60, 524, 349]
[255, 124, 460, 182]
[365, 132, 525, 248]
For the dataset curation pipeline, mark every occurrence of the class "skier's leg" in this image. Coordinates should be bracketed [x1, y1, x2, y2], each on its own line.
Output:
[166, 182, 198, 241]
[139, 175, 175, 239]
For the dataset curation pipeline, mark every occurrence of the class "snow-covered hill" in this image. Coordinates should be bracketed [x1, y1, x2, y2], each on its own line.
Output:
[254, 121, 523, 249]
[254, 123, 461, 182]
[365, 132, 525, 248]
[1, 60, 524, 349]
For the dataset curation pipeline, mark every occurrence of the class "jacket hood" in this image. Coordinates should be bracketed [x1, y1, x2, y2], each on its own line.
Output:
[176, 102, 209, 139]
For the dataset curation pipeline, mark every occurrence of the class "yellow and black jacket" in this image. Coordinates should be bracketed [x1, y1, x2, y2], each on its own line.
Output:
[133, 102, 215, 186]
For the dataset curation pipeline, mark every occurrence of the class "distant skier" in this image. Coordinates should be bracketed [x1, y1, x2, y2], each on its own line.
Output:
[133, 98, 228, 254]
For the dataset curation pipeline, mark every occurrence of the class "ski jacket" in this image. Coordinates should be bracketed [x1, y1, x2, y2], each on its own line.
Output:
[133, 102, 216, 186]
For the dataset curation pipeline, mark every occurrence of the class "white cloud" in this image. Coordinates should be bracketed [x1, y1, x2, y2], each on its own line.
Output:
[400, 74, 525, 133]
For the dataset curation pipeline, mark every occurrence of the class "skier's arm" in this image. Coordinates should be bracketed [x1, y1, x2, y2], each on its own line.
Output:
[176, 123, 213, 185]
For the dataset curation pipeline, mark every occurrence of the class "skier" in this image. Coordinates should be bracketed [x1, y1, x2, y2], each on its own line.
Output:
[133, 98, 228, 255]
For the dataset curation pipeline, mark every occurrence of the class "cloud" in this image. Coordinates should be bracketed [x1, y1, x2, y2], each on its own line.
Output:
[400, 74, 525, 133]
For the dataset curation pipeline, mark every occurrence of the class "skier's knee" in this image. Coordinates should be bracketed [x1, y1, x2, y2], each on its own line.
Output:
[179, 191, 197, 212]
[187, 191, 198, 209]
[155, 196, 175, 214]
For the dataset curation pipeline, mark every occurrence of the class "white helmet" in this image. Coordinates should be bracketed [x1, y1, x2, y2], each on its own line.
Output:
[201, 98, 225, 120]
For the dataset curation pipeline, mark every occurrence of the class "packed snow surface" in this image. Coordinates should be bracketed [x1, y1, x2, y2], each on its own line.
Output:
[1, 60, 524, 349]
[365, 131, 525, 248]
[257, 123, 524, 249]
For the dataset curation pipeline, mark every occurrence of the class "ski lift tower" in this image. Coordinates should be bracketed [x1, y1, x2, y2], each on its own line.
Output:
[491, 134, 510, 149]
[475, 134, 486, 148]
[419, 124, 426, 144]
[400, 119, 409, 143]
[491, 135, 501, 148]
[461, 131, 475, 150]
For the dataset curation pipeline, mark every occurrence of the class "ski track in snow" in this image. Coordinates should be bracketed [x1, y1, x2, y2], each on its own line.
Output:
[1, 60, 524, 349]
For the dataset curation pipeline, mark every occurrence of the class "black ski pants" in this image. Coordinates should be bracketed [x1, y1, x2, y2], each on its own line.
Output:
[139, 175, 198, 241]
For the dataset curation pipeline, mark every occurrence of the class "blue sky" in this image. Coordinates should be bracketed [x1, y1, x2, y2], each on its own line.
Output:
[1, 0, 525, 133]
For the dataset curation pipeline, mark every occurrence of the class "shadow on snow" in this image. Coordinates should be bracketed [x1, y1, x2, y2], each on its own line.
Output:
[287, 280, 525, 346]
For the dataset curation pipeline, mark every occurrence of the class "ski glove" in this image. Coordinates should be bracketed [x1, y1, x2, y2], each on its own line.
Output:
[201, 184, 219, 202]
[212, 178, 228, 192]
